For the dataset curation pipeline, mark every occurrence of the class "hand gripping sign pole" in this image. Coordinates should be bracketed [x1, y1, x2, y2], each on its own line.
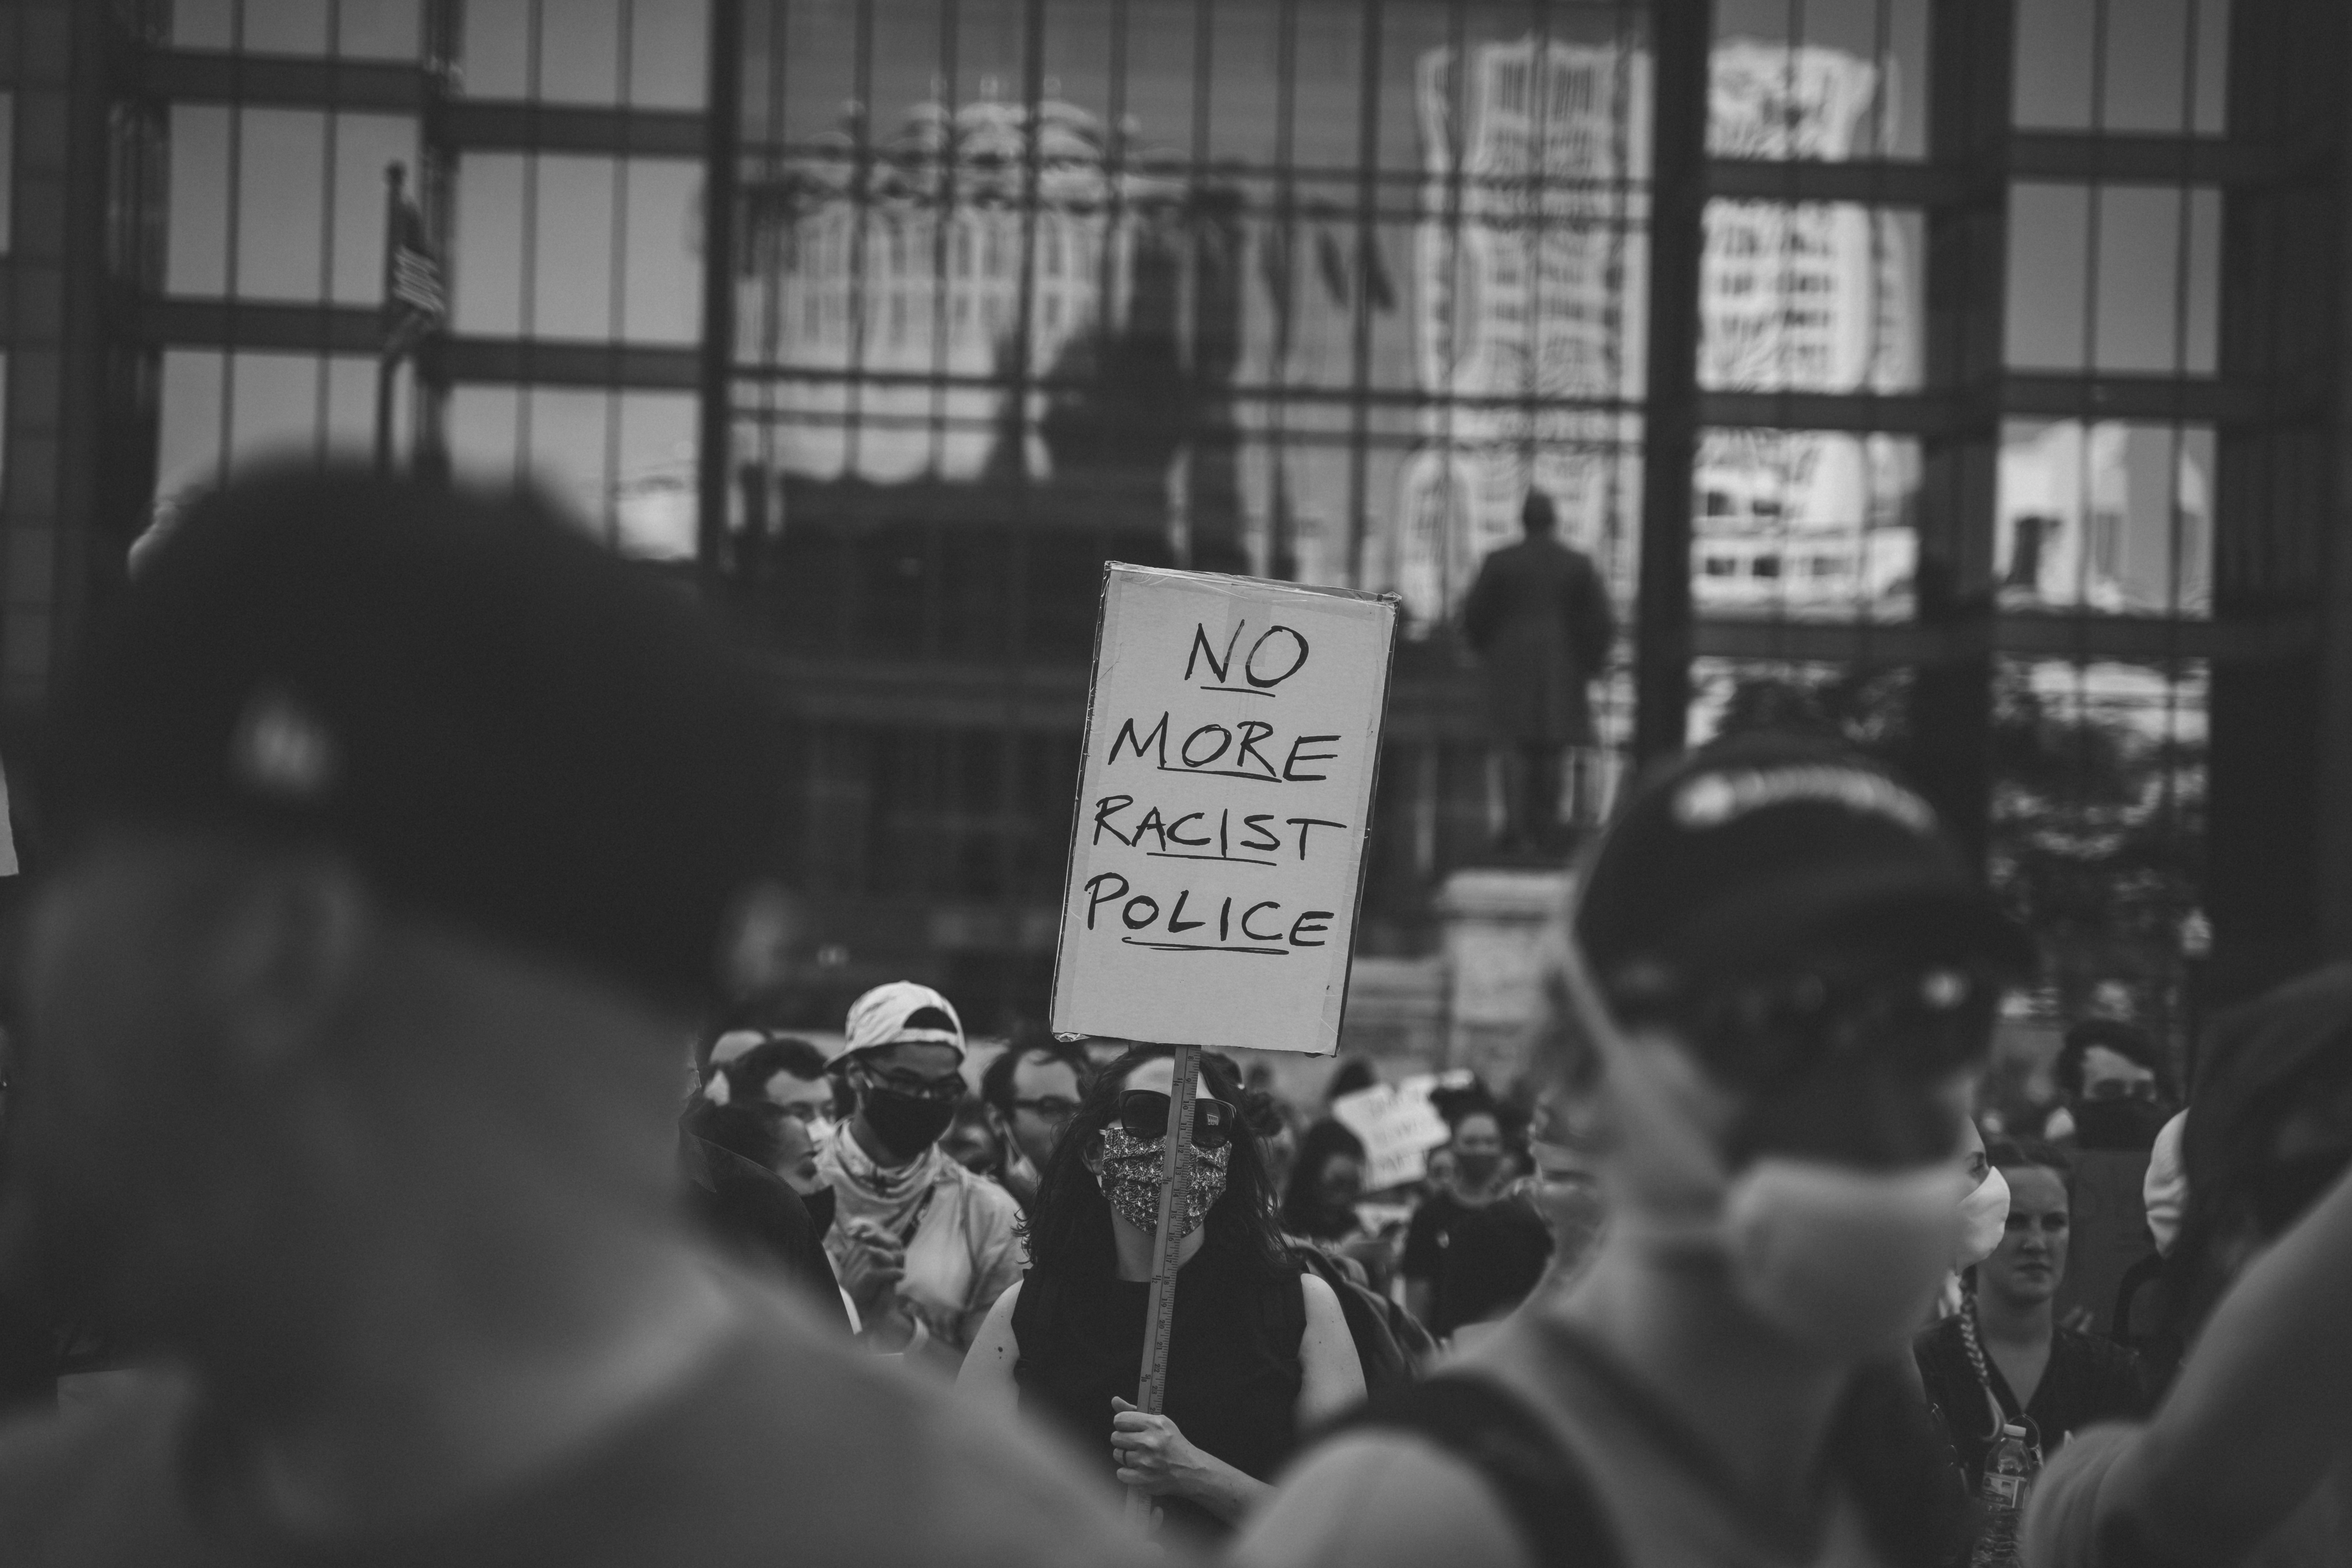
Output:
[1049, 563, 1397, 1530]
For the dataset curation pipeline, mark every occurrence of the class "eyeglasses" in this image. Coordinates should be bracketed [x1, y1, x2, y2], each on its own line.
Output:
[1681, 962, 2000, 1094]
[1011, 1095, 1082, 1121]
[861, 1067, 964, 1104]
[1115, 1089, 1236, 1151]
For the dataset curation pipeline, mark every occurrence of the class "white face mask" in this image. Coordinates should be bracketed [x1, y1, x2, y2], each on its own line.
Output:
[1558, 935, 1969, 1360]
[1954, 1165, 2011, 1269]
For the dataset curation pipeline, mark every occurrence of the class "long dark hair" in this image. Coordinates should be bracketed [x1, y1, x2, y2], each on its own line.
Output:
[1020, 1045, 1291, 1280]
[1279, 1118, 1368, 1238]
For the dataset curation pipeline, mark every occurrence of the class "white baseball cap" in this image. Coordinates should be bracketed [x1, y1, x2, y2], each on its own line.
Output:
[843, 981, 965, 1060]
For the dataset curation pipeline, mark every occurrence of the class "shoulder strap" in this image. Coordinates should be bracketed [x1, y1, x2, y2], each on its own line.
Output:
[1336, 1375, 1622, 1568]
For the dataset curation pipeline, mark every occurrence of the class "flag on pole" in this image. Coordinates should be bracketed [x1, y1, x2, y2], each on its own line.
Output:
[382, 165, 445, 364]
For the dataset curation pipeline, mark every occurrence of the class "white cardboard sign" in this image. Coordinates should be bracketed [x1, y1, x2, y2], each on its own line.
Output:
[1331, 1070, 1476, 1190]
[1050, 565, 1398, 1056]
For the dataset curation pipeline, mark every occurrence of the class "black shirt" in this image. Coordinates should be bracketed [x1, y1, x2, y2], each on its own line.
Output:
[1914, 1314, 2155, 1485]
[1012, 1243, 1305, 1544]
[1399, 1189, 1553, 1340]
[679, 1136, 848, 1334]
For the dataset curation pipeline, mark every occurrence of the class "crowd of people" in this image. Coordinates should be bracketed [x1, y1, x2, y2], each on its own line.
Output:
[0, 466, 2347, 1567]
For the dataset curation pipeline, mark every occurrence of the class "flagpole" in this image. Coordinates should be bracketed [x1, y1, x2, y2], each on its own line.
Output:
[375, 162, 406, 476]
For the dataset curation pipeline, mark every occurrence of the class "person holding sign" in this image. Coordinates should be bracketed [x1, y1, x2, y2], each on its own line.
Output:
[958, 1047, 1362, 1545]
[1236, 734, 2022, 1568]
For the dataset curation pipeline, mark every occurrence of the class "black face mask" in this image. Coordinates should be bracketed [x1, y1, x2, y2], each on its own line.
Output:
[860, 1084, 958, 1160]
[1455, 1152, 1502, 1187]
[2073, 1096, 2172, 1152]
[799, 1184, 838, 1237]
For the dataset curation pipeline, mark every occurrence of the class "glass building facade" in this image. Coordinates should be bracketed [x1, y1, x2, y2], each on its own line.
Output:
[2, 0, 2345, 1064]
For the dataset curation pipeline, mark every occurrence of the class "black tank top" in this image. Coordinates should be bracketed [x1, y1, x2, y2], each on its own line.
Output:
[1011, 1243, 1307, 1539]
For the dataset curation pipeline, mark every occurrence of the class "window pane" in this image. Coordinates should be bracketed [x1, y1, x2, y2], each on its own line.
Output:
[1700, 203, 1921, 393]
[157, 350, 401, 499]
[234, 110, 328, 300]
[628, 0, 710, 108]
[531, 156, 618, 337]
[539, 0, 623, 104]
[453, 154, 526, 334]
[460, 0, 535, 99]
[1990, 657, 2206, 1043]
[620, 160, 704, 343]
[1712, 0, 1928, 159]
[339, 0, 425, 61]
[330, 116, 423, 305]
[2006, 183, 2220, 375]
[1996, 421, 2213, 617]
[2015, 0, 2229, 134]
[1693, 431, 1918, 619]
[612, 392, 699, 558]
[167, 104, 232, 294]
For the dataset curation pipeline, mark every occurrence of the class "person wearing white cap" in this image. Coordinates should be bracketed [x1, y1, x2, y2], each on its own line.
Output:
[816, 982, 1023, 1368]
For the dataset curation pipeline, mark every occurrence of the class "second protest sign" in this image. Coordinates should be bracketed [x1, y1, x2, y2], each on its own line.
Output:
[1051, 564, 1397, 1058]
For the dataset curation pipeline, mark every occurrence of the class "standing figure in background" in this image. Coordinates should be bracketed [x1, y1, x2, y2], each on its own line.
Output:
[958, 1047, 1362, 1548]
[1401, 1101, 1552, 1345]
[1915, 1140, 2152, 1492]
[978, 1025, 1093, 1212]
[816, 982, 1024, 1366]
[1461, 491, 1615, 855]
[2043, 1019, 2175, 1338]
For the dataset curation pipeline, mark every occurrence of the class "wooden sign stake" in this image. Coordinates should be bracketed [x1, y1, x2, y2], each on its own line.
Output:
[1124, 1042, 1201, 1529]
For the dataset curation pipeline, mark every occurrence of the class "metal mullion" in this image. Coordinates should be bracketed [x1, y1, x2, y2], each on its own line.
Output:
[314, 0, 343, 466]
[1517, 0, 1555, 536]
[1265, 0, 1299, 580]
[924, 0, 961, 483]
[752, 0, 793, 596]
[1331, 0, 1384, 591]
[839, 0, 875, 483]
[996, 0, 1050, 987]
[603, 0, 632, 544]
[513, 0, 546, 481]
[215, 0, 247, 481]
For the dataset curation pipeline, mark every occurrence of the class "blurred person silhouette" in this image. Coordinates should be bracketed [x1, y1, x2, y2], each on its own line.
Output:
[1914, 1140, 2151, 1493]
[708, 1033, 836, 1201]
[2042, 1019, 2172, 1151]
[979, 1025, 1092, 1212]
[1236, 733, 2022, 1568]
[1460, 490, 1615, 854]
[816, 982, 1024, 1366]
[1401, 1097, 1553, 1344]
[0, 468, 1146, 1568]
[959, 1046, 1363, 1546]
[1279, 1120, 1369, 1246]
[678, 1083, 848, 1329]
[944, 1100, 1005, 1178]
[2023, 962, 2352, 1568]
[2044, 1020, 2175, 1339]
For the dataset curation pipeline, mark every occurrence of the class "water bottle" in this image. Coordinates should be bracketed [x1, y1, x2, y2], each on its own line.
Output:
[1971, 1422, 2039, 1568]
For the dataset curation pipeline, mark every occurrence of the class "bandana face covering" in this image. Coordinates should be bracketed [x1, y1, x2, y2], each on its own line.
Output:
[1096, 1128, 1230, 1240]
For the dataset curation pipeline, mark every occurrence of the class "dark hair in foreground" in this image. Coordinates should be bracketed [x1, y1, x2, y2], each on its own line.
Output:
[1021, 1045, 1291, 1279]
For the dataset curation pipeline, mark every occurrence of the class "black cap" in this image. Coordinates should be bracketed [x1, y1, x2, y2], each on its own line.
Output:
[46, 465, 788, 1012]
[1574, 732, 2034, 1006]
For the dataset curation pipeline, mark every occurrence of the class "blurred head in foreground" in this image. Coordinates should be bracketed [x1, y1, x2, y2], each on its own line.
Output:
[1544, 733, 2034, 1363]
[1, 465, 788, 1359]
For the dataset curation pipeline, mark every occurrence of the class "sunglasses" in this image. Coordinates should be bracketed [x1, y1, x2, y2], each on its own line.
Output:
[1684, 962, 1999, 1094]
[1114, 1089, 1236, 1151]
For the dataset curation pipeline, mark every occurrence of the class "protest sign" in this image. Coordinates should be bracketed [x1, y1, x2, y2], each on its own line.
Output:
[1331, 1069, 1476, 1190]
[1050, 564, 1398, 1057]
